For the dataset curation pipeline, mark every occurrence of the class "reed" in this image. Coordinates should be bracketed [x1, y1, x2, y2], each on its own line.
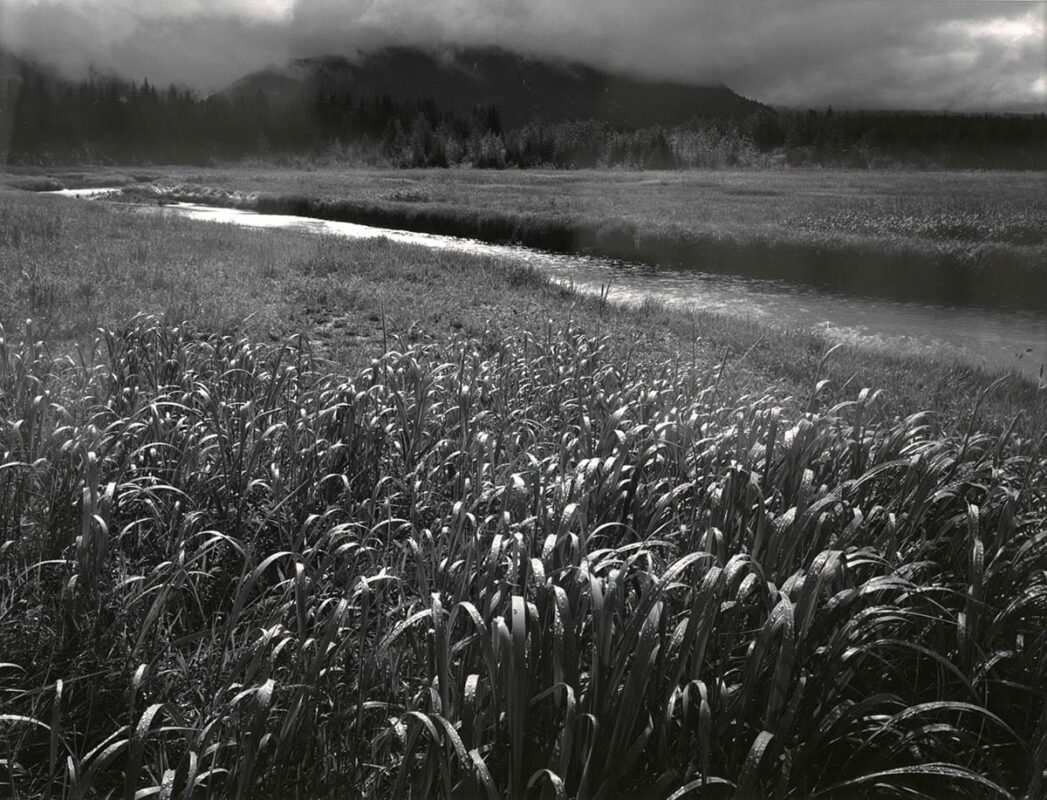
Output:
[2, 315, 1045, 798]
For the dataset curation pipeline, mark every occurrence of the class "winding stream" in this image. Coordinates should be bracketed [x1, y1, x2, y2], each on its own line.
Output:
[52, 187, 1047, 380]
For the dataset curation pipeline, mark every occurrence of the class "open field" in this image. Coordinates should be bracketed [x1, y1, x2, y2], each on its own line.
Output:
[1, 190, 1046, 798]
[102, 167, 1047, 311]
[86, 166, 1047, 248]
[7, 165, 1043, 246]
[1, 190, 1044, 430]
[6, 166, 1047, 309]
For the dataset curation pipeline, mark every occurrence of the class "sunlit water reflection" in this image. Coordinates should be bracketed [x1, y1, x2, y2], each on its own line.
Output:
[50, 189, 1047, 380]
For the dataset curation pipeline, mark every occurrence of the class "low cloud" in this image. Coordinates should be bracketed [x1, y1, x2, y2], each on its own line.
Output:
[1, 0, 1044, 110]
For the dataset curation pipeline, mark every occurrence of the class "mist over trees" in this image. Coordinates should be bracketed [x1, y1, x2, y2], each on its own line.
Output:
[2, 62, 1045, 169]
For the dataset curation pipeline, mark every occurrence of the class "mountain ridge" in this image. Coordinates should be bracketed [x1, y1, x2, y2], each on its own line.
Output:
[223, 45, 770, 129]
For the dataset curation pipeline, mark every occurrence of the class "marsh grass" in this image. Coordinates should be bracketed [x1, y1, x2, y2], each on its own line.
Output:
[0, 315, 1045, 799]
[59, 166, 1045, 251]
[0, 192, 1046, 798]
[93, 163, 1047, 317]
[1, 191, 1044, 434]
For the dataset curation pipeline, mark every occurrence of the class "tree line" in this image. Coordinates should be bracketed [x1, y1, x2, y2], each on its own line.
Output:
[2, 68, 1045, 168]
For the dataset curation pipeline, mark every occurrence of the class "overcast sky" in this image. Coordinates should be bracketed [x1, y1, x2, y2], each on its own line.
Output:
[1, 0, 1044, 111]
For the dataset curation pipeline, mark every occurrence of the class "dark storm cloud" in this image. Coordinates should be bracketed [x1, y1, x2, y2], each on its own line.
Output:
[1, 0, 1044, 110]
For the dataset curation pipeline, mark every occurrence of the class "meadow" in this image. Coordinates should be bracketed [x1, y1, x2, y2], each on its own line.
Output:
[72, 165, 1047, 312]
[1, 190, 1046, 799]
[0, 190, 1042, 429]
[84, 166, 1047, 250]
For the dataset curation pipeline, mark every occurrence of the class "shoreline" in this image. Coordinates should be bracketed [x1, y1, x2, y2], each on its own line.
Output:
[111, 180, 1047, 314]
[3, 185, 1044, 435]
[6, 164, 1046, 313]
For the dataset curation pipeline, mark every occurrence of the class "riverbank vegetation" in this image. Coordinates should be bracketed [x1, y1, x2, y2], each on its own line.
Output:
[90, 166, 1047, 313]
[0, 195, 1042, 800]
[66, 166, 1041, 249]
[2, 193, 1046, 798]
[1, 191, 1043, 428]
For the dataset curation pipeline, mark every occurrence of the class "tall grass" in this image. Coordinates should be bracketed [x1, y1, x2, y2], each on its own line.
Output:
[1, 315, 1045, 798]
[12, 190, 1043, 438]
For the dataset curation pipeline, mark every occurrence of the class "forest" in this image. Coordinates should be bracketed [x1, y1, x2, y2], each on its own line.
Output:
[2, 64, 1046, 169]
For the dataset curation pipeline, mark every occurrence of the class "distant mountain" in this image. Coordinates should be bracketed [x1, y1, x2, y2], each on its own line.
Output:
[223, 46, 769, 129]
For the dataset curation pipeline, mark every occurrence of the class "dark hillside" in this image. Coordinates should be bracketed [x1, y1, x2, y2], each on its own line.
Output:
[3, 44, 1045, 168]
[225, 45, 768, 129]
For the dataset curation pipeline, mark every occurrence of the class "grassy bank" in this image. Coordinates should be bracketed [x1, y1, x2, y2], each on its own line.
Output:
[24, 166, 1040, 246]
[0, 168, 156, 193]
[2, 318, 1046, 799]
[7, 165, 1047, 309]
[99, 166, 1047, 313]
[2, 190, 1047, 798]
[1, 191, 1044, 432]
